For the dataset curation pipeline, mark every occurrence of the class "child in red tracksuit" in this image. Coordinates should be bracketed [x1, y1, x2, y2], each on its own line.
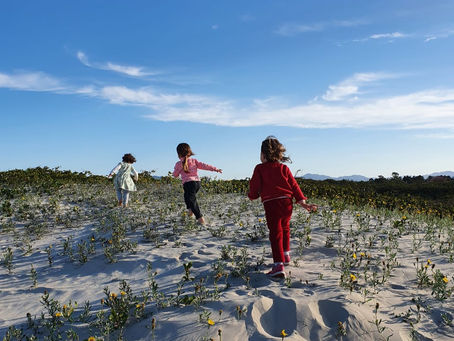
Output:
[248, 136, 317, 278]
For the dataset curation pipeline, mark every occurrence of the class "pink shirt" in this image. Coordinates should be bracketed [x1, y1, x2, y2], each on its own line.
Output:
[173, 157, 220, 184]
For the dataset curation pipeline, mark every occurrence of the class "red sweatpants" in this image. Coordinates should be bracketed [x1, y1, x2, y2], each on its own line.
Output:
[263, 198, 293, 264]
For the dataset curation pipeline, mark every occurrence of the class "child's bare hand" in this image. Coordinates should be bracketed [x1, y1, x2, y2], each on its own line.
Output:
[309, 204, 318, 212]
[299, 202, 318, 212]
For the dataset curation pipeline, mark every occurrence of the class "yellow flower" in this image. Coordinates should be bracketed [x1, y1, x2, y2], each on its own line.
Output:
[402, 216, 407, 220]
[356, 213, 360, 217]
[136, 303, 142, 308]
[110, 292, 117, 298]
[207, 319, 215, 326]
[281, 329, 288, 337]
[63, 304, 67, 310]
[120, 291, 126, 296]
[427, 259, 432, 264]
[350, 274, 357, 282]
[360, 252, 365, 257]
[443, 276, 449, 283]
[88, 337, 96, 341]
[332, 209, 337, 213]
[352, 253, 357, 260]
[55, 312, 62, 317]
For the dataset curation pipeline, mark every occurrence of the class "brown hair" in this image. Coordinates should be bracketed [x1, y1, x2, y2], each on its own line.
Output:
[176, 143, 195, 173]
[261, 136, 291, 163]
[122, 153, 136, 163]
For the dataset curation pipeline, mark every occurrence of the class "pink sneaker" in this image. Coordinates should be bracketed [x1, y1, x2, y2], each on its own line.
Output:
[267, 263, 285, 278]
[284, 253, 291, 266]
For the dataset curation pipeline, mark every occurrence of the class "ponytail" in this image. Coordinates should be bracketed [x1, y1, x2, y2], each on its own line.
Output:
[176, 143, 194, 173]
[183, 156, 190, 173]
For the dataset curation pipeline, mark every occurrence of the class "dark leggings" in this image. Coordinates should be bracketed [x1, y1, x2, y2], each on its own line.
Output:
[183, 181, 202, 219]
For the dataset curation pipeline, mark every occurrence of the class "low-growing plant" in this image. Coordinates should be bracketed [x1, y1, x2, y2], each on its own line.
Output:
[2, 247, 14, 273]
[45, 244, 53, 267]
[369, 303, 393, 340]
[415, 258, 433, 288]
[431, 269, 452, 300]
[30, 264, 37, 287]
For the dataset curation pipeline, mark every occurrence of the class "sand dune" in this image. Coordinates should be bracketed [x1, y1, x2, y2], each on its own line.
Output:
[1, 184, 453, 340]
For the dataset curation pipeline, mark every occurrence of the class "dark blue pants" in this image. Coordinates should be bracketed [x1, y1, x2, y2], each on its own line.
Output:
[183, 181, 202, 219]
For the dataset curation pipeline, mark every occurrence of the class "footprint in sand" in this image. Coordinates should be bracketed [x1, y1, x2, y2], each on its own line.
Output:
[317, 299, 349, 327]
[252, 297, 375, 340]
[252, 296, 297, 338]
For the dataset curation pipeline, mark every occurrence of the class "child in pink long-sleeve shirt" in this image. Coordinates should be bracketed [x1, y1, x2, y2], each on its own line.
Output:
[173, 143, 222, 225]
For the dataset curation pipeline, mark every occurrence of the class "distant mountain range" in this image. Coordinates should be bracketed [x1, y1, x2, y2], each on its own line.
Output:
[301, 171, 454, 182]
[301, 174, 370, 181]
[424, 171, 454, 178]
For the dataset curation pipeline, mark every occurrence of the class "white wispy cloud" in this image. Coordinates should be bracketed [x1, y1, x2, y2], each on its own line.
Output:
[76, 51, 90, 67]
[275, 19, 365, 36]
[353, 27, 454, 44]
[424, 36, 437, 42]
[353, 31, 409, 43]
[321, 72, 397, 101]
[139, 88, 454, 131]
[369, 32, 407, 39]
[98, 85, 222, 108]
[0, 71, 64, 92]
[77, 51, 158, 77]
[424, 29, 454, 42]
[355, 30, 454, 43]
[2, 69, 454, 134]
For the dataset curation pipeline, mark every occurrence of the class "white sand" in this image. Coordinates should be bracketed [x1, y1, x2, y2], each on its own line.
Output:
[1, 184, 453, 340]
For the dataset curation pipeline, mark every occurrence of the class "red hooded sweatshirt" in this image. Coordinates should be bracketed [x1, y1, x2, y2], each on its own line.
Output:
[248, 162, 307, 203]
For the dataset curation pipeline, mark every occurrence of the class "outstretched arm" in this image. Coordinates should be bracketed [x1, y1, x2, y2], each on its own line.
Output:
[285, 165, 307, 202]
[107, 163, 121, 178]
[195, 160, 222, 173]
[284, 165, 316, 211]
[297, 199, 318, 212]
[247, 166, 261, 200]
[131, 166, 139, 181]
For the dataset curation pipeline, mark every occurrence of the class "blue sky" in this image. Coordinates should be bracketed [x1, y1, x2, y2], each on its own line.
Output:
[1, 1, 453, 179]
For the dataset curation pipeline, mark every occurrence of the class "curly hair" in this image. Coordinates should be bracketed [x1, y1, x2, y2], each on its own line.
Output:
[261, 136, 291, 163]
[176, 143, 195, 173]
[122, 153, 136, 163]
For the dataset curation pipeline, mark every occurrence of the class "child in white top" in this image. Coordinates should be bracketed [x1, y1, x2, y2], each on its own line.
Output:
[108, 153, 138, 207]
